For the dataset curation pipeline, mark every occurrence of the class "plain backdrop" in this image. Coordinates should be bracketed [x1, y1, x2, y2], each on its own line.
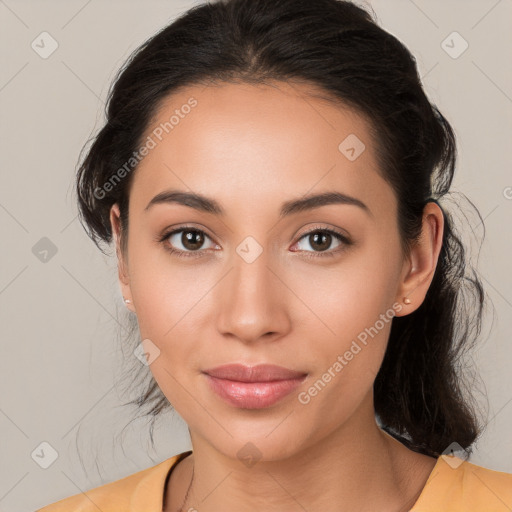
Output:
[0, 1, 511, 510]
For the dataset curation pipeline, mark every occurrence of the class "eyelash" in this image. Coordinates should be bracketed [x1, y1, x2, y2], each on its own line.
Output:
[157, 225, 353, 260]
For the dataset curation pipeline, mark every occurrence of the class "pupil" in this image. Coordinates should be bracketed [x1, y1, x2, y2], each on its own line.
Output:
[183, 230, 204, 250]
[311, 232, 330, 251]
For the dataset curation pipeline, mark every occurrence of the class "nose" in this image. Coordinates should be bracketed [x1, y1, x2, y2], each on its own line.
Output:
[215, 246, 292, 345]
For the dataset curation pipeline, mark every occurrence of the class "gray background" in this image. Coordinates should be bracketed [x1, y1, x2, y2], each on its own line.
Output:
[0, 0, 511, 510]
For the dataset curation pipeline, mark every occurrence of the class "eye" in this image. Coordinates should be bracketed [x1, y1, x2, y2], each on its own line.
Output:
[158, 226, 218, 258]
[292, 227, 352, 258]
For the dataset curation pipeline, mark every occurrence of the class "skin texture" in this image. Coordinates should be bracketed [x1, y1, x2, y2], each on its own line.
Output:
[109, 81, 443, 511]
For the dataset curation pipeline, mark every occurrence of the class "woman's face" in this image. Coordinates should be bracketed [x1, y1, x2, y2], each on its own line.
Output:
[111, 81, 423, 461]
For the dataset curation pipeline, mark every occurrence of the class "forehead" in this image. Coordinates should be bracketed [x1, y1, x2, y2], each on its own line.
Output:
[129, 80, 394, 219]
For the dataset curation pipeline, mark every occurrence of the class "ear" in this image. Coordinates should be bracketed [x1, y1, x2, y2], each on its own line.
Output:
[110, 203, 135, 312]
[394, 202, 444, 317]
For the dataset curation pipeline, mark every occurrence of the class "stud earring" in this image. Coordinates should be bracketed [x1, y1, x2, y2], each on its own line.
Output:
[403, 297, 411, 305]
[124, 298, 131, 305]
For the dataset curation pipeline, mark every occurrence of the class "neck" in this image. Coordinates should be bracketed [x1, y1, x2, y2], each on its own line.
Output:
[167, 400, 436, 512]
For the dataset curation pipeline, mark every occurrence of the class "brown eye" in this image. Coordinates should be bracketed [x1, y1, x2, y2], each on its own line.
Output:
[295, 229, 347, 254]
[308, 231, 332, 252]
[161, 227, 217, 257]
[179, 229, 205, 251]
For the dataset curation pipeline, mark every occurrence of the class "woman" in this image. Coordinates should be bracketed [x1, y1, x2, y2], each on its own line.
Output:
[37, 0, 512, 510]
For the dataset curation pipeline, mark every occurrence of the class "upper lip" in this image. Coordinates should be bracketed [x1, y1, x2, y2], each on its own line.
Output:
[203, 364, 307, 382]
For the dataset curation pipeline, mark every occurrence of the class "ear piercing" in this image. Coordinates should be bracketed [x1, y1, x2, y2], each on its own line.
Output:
[124, 298, 131, 305]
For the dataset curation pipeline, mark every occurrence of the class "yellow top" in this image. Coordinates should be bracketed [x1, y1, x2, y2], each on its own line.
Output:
[36, 451, 512, 511]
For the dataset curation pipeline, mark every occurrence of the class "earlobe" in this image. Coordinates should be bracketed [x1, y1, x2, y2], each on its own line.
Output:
[395, 250, 422, 315]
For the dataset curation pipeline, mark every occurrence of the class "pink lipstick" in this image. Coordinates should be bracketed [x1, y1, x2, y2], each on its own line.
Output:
[203, 364, 307, 409]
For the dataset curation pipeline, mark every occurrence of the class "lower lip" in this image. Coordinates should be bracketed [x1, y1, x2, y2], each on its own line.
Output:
[204, 374, 306, 409]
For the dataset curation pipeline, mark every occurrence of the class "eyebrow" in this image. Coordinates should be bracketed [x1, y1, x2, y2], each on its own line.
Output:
[144, 189, 372, 218]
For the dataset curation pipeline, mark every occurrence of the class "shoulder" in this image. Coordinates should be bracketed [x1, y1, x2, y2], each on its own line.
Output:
[35, 452, 190, 512]
[412, 456, 512, 512]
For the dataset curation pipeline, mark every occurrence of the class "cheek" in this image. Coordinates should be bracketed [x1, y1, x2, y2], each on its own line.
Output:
[290, 235, 401, 400]
[127, 235, 202, 335]
[128, 257, 207, 409]
[292, 278, 394, 437]
[291, 235, 401, 342]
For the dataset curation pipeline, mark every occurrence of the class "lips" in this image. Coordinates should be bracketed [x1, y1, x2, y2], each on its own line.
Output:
[203, 364, 308, 409]
[204, 364, 307, 382]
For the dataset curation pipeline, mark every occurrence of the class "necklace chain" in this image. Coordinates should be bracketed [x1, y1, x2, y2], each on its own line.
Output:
[177, 466, 194, 512]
